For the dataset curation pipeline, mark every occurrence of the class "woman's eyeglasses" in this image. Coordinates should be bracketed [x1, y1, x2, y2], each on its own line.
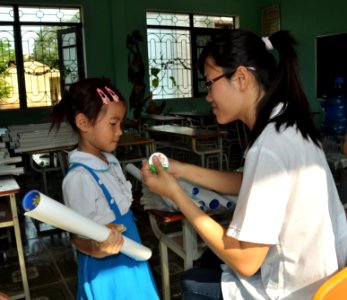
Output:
[204, 67, 256, 93]
[204, 71, 235, 93]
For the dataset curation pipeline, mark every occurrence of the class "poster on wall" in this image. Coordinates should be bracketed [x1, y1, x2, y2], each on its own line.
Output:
[261, 4, 280, 36]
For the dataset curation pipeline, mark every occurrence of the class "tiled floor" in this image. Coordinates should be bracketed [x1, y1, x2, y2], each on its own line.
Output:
[0, 162, 189, 300]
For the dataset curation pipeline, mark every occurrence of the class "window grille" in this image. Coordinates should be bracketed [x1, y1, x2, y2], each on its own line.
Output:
[146, 12, 236, 100]
[0, 5, 84, 110]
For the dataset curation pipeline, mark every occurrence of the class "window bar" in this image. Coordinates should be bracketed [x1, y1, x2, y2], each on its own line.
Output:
[13, 5, 27, 109]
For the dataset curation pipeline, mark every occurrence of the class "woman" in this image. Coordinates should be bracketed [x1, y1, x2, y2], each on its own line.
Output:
[141, 29, 347, 299]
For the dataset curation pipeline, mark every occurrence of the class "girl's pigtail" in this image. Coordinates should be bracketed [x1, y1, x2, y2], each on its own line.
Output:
[50, 90, 74, 132]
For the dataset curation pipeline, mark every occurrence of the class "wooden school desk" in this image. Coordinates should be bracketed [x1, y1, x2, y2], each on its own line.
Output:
[168, 111, 215, 127]
[10, 123, 77, 195]
[0, 176, 30, 299]
[141, 114, 185, 125]
[145, 124, 227, 169]
[117, 134, 155, 168]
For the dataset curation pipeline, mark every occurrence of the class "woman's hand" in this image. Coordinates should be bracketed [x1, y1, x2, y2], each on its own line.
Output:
[141, 155, 183, 202]
[165, 157, 185, 178]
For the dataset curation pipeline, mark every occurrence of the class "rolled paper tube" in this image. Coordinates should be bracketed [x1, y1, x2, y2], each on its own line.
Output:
[124, 165, 206, 211]
[190, 186, 222, 210]
[22, 190, 152, 261]
[184, 182, 234, 209]
[209, 199, 220, 210]
[221, 195, 238, 208]
[197, 200, 206, 210]
[208, 196, 234, 209]
[223, 195, 238, 204]
[125, 163, 143, 182]
[220, 199, 233, 209]
[192, 187, 200, 196]
[191, 197, 206, 211]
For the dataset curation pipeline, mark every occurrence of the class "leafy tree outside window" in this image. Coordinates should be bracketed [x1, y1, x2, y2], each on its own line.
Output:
[0, 40, 14, 101]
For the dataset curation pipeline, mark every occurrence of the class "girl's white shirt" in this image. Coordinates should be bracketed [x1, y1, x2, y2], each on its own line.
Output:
[62, 150, 133, 225]
[222, 106, 347, 299]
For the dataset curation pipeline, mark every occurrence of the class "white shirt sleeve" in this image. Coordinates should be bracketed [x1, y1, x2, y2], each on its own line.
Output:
[227, 145, 291, 244]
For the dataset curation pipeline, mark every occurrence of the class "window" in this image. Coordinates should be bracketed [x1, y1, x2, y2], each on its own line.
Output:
[146, 12, 237, 100]
[316, 33, 347, 99]
[0, 5, 84, 110]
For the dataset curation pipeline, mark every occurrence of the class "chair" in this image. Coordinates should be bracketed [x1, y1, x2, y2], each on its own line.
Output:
[312, 267, 347, 300]
[148, 209, 205, 300]
[147, 207, 235, 300]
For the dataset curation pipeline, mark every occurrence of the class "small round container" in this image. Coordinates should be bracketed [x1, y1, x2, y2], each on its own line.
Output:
[149, 152, 169, 173]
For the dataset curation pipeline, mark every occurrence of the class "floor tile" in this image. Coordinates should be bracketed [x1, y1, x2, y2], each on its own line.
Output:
[29, 282, 74, 300]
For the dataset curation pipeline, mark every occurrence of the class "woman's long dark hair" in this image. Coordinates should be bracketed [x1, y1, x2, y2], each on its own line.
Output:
[199, 29, 321, 148]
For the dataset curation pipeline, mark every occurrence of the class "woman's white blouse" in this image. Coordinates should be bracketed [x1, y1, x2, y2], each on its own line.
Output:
[222, 121, 347, 300]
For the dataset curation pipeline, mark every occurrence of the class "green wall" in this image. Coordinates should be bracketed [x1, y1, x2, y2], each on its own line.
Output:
[0, 0, 257, 125]
[110, 0, 258, 116]
[5, 0, 347, 126]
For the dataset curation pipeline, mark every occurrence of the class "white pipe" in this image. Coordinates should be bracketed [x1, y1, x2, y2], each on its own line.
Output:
[22, 190, 152, 261]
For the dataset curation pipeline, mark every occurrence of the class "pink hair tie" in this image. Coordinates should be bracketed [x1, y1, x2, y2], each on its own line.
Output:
[105, 86, 120, 102]
[262, 36, 273, 51]
[96, 88, 111, 104]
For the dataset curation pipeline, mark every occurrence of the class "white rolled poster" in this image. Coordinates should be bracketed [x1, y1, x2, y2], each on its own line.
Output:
[179, 180, 236, 210]
[125, 163, 237, 211]
[22, 190, 152, 261]
[125, 163, 143, 183]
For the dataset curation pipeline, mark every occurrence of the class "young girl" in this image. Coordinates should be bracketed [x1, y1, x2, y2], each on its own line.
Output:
[50, 78, 159, 300]
[141, 30, 347, 299]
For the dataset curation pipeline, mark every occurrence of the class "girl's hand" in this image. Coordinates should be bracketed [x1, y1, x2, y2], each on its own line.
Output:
[93, 229, 124, 258]
[141, 155, 183, 202]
